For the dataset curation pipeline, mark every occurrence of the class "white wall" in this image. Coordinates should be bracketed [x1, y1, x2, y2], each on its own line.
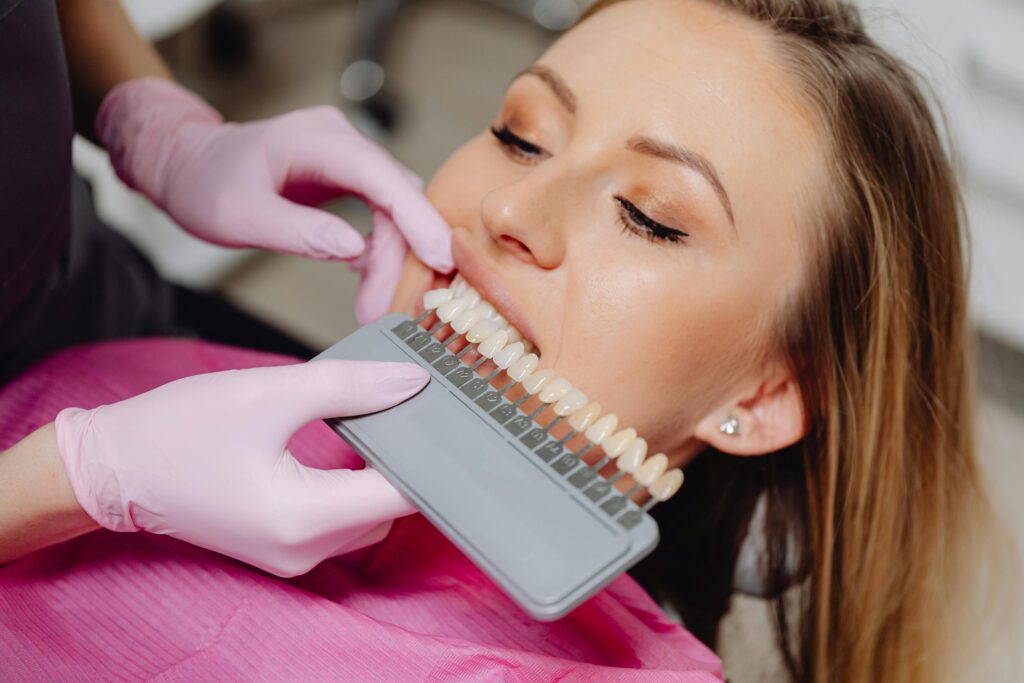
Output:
[859, 0, 1024, 348]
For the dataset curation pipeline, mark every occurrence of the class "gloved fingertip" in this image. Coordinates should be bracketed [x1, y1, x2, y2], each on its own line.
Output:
[309, 223, 366, 260]
[427, 246, 455, 273]
[375, 362, 430, 395]
[411, 234, 453, 273]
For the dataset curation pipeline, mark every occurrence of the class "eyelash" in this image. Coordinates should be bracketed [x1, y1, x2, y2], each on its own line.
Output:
[490, 125, 546, 164]
[490, 124, 689, 244]
[615, 197, 689, 244]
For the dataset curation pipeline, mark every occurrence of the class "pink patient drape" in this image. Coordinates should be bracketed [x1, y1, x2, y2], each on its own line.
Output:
[0, 339, 722, 682]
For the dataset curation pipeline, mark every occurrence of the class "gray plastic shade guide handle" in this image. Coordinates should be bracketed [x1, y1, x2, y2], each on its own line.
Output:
[315, 313, 659, 620]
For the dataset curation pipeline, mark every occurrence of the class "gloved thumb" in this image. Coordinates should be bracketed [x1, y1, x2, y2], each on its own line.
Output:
[354, 210, 407, 325]
[239, 195, 367, 260]
[238, 360, 430, 445]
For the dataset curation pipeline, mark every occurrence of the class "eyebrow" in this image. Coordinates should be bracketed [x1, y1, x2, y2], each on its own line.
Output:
[517, 65, 576, 114]
[516, 65, 735, 227]
[627, 136, 735, 226]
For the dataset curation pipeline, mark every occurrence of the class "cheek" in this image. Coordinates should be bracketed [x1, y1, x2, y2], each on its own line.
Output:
[540, 249, 775, 444]
[425, 137, 505, 230]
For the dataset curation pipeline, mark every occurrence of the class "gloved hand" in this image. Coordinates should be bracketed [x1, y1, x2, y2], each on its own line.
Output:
[55, 360, 428, 577]
[96, 77, 452, 319]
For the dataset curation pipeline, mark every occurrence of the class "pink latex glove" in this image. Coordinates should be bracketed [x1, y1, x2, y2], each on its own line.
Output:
[96, 77, 452, 321]
[55, 360, 427, 577]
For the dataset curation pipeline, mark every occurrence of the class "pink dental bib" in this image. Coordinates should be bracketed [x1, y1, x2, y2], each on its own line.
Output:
[0, 339, 722, 681]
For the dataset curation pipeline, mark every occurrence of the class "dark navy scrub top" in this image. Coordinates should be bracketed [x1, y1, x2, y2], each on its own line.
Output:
[0, 0, 73, 323]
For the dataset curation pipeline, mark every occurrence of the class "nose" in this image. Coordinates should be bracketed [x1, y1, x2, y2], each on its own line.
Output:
[479, 172, 567, 270]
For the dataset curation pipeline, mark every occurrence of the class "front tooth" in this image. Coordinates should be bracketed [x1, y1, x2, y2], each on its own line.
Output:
[613, 435, 645, 472]
[490, 311, 507, 326]
[422, 288, 453, 311]
[554, 389, 587, 416]
[585, 414, 618, 444]
[650, 469, 684, 501]
[603, 428, 638, 458]
[477, 329, 509, 358]
[450, 306, 484, 334]
[539, 377, 572, 403]
[506, 352, 539, 381]
[451, 276, 468, 295]
[568, 401, 601, 432]
[632, 452, 668, 486]
[436, 296, 470, 323]
[522, 368, 555, 394]
[493, 341, 525, 369]
[505, 326, 523, 344]
[465, 319, 499, 343]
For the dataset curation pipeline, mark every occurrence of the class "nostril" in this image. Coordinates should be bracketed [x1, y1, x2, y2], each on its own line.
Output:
[499, 234, 533, 260]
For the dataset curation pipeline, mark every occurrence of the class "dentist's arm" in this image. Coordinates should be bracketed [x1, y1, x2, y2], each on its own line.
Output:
[0, 361, 427, 575]
[0, 425, 99, 564]
[57, 0, 451, 321]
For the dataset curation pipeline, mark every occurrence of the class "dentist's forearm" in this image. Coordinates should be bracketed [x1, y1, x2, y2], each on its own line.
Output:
[0, 424, 99, 564]
[56, 0, 173, 140]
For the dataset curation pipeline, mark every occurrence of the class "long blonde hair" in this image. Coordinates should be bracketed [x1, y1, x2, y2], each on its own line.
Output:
[582, 1, 1013, 680]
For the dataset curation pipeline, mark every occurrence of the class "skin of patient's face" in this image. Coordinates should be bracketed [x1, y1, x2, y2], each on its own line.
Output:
[390, 0, 825, 462]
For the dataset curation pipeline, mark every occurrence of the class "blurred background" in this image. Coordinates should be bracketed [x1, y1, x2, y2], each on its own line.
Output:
[75, 0, 1023, 679]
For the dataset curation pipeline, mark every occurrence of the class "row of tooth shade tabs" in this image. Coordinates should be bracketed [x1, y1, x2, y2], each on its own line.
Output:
[416, 283, 684, 508]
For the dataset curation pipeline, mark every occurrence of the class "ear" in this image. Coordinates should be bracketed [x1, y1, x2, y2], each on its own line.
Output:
[694, 362, 807, 456]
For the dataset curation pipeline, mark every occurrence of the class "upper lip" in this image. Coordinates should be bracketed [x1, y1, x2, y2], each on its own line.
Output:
[450, 234, 540, 353]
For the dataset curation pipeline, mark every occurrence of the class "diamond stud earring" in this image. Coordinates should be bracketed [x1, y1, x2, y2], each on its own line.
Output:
[719, 414, 741, 436]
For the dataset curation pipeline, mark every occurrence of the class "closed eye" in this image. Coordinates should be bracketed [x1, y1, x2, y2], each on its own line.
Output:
[490, 124, 548, 164]
[615, 196, 689, 244]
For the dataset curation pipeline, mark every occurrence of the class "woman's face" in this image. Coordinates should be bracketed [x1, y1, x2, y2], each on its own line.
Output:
[391, 0, 825, 461]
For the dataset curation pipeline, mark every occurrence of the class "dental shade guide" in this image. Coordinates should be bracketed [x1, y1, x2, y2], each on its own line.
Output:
[316, 280, 683, 621]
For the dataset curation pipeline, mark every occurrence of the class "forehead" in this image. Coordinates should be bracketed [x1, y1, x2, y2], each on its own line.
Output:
[537, 0, 824, 229]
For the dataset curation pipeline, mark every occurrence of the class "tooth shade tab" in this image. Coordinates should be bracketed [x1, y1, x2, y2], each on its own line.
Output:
[436, 296, 471, 323]
[505, 326, 523, 344]
[603, 428, 637, 458]
[615, 450, 645, 474]
[490, 311, 507, 327]
[478, 329, 509, 358]
[507, 353, 539, 381]
[633, 453, 668, 486]
[422, 288, 453, 311]
[650, 469, 684, 501]
[554, 389, 587, 417]
[522, 369, 555, 395]
[451, 275, 468, 295]
[584, 414, 618, 445]
[493, 341, 525, 369]
[476, 301, 497, 320]
[462, 288, 482, 308]
[620, 436, 647, 467]
[451, 307, 484, 334]
[568, 402, 601, 432]
[539, 377, 572, 403]
[466, 319, 500, 343]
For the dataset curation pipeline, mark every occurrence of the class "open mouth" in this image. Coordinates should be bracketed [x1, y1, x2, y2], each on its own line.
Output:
[404, 277, 686, 508]
[417, 270, 540, 358]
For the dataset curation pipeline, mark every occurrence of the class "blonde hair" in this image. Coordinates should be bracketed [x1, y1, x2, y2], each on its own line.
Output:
[582, 1, 1016, 681]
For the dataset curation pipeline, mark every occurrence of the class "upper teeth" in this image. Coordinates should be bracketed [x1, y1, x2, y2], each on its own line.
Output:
[419, 278, 683, 504]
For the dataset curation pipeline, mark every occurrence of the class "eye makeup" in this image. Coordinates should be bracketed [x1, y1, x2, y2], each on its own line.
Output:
[491, 98, 691, 246]
[490, 124, 548, 164]
[615, 196, 690, 244]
